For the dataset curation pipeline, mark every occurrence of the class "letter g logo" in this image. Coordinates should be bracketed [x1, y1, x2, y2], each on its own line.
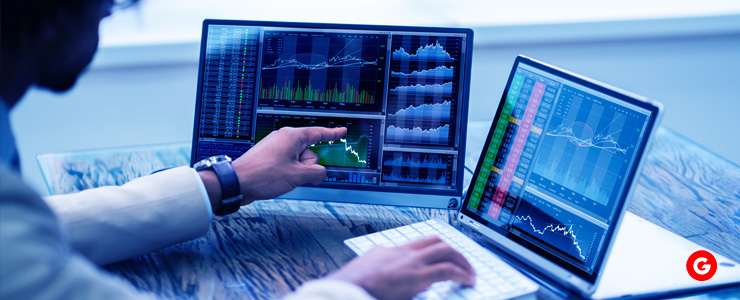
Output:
[687, 250, 717, 281]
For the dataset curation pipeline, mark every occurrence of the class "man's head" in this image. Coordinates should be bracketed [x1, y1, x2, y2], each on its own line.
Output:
[0, 0, 136, 105]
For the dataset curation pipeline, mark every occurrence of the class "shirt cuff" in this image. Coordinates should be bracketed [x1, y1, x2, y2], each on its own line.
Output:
[189, 167, 213, 223]
[283, 279, 375, 300]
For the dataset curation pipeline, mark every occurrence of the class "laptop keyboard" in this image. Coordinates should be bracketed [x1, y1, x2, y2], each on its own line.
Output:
[345, 219, 538, 300]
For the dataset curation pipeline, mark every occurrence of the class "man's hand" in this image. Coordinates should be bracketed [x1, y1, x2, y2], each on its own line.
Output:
[327, 236, 476, 300]
[197, 126, 346, 207]
[231, 126, 347, 204]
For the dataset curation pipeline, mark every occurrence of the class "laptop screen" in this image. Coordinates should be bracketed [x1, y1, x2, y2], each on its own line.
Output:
[461, 56, 659, 282]
[191, 20, 472, 202]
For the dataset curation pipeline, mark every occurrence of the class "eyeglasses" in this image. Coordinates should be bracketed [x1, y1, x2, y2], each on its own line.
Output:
[113, 0, 140, 10]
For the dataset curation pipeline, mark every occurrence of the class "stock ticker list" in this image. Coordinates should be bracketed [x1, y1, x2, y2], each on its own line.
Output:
[196, 26, 260, 160]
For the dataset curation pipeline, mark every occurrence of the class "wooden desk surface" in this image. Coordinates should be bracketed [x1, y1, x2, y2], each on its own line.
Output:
[44, 123, 740, 299]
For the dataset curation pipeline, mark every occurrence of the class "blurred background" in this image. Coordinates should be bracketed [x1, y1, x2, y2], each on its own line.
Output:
[10, 0, 740, 194]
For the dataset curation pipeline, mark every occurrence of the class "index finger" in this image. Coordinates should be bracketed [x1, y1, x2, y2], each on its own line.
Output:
[297, 127, 348, 148]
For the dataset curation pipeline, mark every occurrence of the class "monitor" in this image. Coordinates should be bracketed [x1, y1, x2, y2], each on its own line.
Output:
[191, 20, 473, 208]
[460, 55, 661, 285]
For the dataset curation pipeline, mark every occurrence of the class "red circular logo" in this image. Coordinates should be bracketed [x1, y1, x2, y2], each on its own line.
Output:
[686, 250, 717, 281]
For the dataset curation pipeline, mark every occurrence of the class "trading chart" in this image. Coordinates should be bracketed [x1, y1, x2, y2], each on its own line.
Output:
[513, 193, 604, 265]
[255, 113, 381, 169]
[258, 31, 386, 111]
[195, 22, 472, 193]
[382, 151, 454, 185]
[385, 36, 463, 146]
[530, 85, 646, 216]
[460, 59, 654, 276]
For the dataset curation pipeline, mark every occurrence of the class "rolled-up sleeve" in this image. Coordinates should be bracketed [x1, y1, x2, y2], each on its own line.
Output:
[44, 166, 212, 265]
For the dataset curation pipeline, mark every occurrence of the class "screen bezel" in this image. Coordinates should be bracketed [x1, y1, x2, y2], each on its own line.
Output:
[459, 55, 661, 284]
[190, 19, 473, 208]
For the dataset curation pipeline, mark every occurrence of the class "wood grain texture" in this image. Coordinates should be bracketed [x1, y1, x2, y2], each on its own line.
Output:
[46, 122, 738, 299]
[627, 128, 740, 263]
[104, 200, 458, 299]
[37, 143, 190, 195]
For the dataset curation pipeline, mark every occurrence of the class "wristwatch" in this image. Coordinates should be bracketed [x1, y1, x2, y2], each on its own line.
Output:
[193, 155, 243, 216]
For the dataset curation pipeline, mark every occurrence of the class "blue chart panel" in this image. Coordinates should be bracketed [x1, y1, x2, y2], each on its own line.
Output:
[388, 100, 451, 122]
[390, 82, 453, 97]
[385, 35, 462, 146]
[382, 151, 453, 185]
[513, 193, 604, 267]
[392, 40, 456, 61]
[386, 124, 450, 145]
[531, 85, 646, 216]
[391, 65, 454, 80]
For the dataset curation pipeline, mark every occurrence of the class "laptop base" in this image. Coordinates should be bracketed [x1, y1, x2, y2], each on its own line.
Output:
[593, 212, 740, 299]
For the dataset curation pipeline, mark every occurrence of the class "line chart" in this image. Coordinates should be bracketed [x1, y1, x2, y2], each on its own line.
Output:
[390, 65, 454, 79]
[545, 123, 628, 154]
[385, 124, 450, 145]
[531, 85, 645, 210]
[310, 136, 368, 167]
[513, 196, 603, 264]
[388, 100, 451, 122]
[255, 113, 381, 169]
[261, 53, 378, 71]
[390, 82, 453, 96]
[515, 215, 586, 260]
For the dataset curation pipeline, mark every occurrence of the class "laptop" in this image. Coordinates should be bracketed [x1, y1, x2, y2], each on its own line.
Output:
[190, 19, 473, 209]
[346, 55, 740, 299]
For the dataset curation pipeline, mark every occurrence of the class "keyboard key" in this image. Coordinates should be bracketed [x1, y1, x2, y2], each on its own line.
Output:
[391, 236, 409, 244]
[367, 233, 390, 244]
[351, 239, 373, 250]
[405, 231, 422, 240]
[429, 221, 444, 229]
[411, 223, 436, 233]
[420, 230, 438, 237]
[397, 225, 416, 235]
[381, 229, 403, 239]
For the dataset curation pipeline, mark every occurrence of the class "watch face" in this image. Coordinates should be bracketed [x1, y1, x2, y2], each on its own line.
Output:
[212, 155, 232, 163]
[194, 155, 232, 170]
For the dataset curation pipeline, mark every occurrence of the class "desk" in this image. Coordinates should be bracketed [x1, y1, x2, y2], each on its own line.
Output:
[40, 122, 740, 299]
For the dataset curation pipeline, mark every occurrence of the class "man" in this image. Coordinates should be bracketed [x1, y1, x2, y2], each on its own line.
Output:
[0, 0, 476, 299]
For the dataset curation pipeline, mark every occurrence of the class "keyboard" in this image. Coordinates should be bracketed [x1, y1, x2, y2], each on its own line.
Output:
[344, 219, 538, 300]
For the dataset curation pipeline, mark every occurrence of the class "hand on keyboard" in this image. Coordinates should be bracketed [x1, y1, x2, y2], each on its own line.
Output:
[327, 235, 476, 300]
[344, 220, 540, 299]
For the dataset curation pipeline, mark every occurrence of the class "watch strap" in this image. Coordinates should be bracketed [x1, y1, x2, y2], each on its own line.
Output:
[211, 161, 242, 215]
